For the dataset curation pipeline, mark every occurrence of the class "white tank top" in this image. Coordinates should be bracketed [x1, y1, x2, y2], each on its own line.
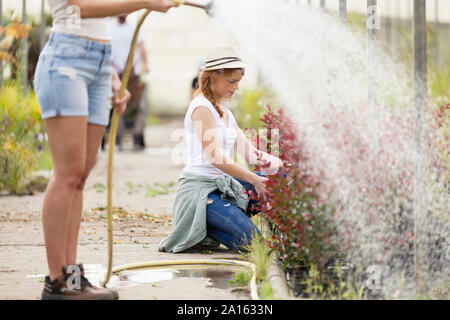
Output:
[48, 0, 111, 41]
[182, 94, 238, 179]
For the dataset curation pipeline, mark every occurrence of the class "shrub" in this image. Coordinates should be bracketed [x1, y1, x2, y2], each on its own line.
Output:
[0, 83, 43, 193]
[256, 105, 339, 271]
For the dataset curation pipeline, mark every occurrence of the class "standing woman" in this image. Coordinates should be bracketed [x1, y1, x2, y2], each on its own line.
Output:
[34, 0, 178, 300]
[159, 47, 284, 254]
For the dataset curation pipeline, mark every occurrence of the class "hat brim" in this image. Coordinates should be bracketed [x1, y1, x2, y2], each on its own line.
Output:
[202, 60, 246, 72]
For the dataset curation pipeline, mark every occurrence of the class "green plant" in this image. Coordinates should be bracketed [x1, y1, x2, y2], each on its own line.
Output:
[236, 216, 278, 299]
[228, 271, 252, 287]
[125, 181, 141, 195]
[93, 182, 106, 193]
[145, 181, 175, 198]
[259, 281, 275, 300]
[0, 82, 43, 193]
[241, 217, 273, 283]
[300, 262, 366, 300]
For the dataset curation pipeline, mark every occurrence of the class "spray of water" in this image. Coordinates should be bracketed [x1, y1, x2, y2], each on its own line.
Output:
[208, 0, 448, 298]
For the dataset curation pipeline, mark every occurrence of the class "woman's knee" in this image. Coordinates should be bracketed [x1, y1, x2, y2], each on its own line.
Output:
[53, 163, 86, 190]
[75, 170, 90, 191]
[76, 160, 98, 191]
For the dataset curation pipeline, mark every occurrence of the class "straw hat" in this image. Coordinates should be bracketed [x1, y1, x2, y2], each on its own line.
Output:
[202, 46, 246, 72]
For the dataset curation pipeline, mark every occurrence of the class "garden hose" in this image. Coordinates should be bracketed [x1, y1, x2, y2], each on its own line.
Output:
[101, 3, 259, 300]
[101, 8, 151, 288]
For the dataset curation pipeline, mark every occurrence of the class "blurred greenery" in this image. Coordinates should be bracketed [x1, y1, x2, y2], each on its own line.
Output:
[346, 11, 450, 101]
[146, 113, 163, 126]
[431, 63, 450, 99]
[35, 142, 52, 171]
[233, 87, 278, 131]
[0, 81, 49, 194]
[0, 13, 52, 194]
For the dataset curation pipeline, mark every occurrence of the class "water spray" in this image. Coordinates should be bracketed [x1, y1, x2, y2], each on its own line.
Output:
[101, 2, 259, 300]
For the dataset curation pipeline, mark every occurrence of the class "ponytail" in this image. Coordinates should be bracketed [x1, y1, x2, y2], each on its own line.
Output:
[194, 70, 224, 118]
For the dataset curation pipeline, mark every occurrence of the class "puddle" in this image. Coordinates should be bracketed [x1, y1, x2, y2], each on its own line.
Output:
[82, 264, 249, 289]
[26, 263, 249, 290]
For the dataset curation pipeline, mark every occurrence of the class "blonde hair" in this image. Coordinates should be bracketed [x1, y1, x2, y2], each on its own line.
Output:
[194, 68, 245, 118]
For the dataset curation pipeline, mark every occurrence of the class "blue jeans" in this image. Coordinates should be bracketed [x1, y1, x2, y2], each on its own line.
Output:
[206, 174, 263, 251]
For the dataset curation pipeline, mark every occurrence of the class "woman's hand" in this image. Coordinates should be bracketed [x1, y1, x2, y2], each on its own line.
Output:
[260, 153, 284, 175]
[251, 174, 269, 202]
[112, 72, 131, 115]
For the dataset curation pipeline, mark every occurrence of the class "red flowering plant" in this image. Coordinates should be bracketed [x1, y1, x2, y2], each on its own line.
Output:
[248, 99, 448, 281]
[252, 105, 340, 270]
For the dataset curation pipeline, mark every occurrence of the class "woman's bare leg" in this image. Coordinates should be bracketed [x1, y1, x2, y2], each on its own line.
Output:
[65, 123, 106, 266]
[42, 116, 87, 281]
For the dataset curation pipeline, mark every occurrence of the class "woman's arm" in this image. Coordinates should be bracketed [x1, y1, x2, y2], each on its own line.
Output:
[234, 126, 259, 165]
[67, 0, 177, 18]
[234, 125, 284, 173]
[192, 107, 268, 201]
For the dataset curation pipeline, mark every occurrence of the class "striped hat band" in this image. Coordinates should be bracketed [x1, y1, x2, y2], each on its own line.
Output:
[205, 57, 243, 69]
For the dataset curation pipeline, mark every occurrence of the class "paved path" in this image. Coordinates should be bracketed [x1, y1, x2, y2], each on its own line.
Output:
[0, 119, 249, 300]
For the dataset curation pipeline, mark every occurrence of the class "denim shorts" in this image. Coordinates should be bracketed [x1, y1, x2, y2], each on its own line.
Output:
[33, 32, 113, 126]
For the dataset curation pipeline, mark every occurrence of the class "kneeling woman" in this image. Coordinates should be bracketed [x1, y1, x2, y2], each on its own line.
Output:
[159, 47, 283, 253]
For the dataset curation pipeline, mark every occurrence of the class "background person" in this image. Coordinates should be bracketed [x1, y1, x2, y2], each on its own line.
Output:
[106, 13, 150, 151]
[33, 0, 178, 300]
[189, 58, 204, 100]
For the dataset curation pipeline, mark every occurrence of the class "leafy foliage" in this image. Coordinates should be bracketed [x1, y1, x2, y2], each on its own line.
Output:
[256, 105, 339, 270]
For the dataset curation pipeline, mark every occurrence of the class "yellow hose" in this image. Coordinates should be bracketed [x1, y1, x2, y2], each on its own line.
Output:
[101, 9, 151, 288]
[101, 5, 259, 300]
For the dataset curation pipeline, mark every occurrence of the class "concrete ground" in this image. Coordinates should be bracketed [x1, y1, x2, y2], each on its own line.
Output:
[0, 118, 250, 300]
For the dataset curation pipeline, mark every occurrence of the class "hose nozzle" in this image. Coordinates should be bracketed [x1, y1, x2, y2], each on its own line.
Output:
[174, 0, 214, 16]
